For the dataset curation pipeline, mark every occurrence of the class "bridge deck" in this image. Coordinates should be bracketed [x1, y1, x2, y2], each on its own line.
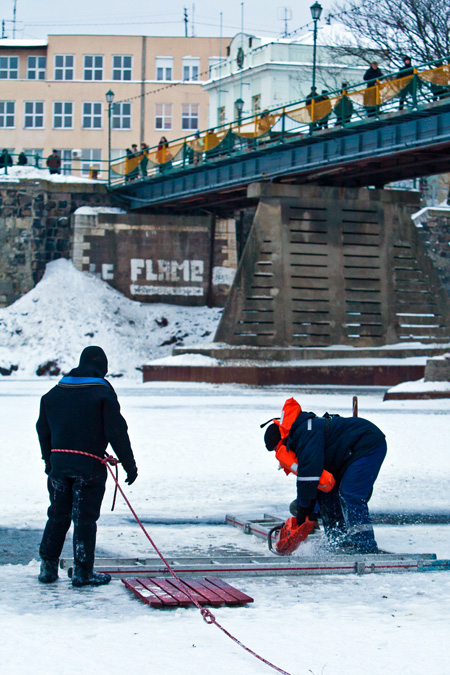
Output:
[114, 101, 450, 210]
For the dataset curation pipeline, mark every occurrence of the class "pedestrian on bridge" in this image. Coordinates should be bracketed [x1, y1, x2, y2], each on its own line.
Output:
[363, 61, 383, 117]
[264, 405, 387, 553]
[36, 346, 138, 587]
[396, 56, 414, 110]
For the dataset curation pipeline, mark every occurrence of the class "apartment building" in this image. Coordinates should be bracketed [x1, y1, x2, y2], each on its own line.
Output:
[0, 34, 225, 176]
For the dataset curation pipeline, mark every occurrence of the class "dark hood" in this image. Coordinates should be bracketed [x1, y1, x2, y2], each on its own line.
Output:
[68, 346, 108, 378]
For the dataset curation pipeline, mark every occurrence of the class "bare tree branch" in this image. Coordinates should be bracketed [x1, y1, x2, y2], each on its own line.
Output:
[328, 0, 450, 68]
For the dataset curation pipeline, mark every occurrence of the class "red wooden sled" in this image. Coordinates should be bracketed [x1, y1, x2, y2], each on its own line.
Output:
[123, 576, 254, 608]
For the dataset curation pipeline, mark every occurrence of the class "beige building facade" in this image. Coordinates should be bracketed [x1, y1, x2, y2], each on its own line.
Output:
[0, 34, 225, 176]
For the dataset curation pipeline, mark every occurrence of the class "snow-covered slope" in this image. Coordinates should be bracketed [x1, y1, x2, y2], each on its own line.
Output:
[0, 259, 222, 379]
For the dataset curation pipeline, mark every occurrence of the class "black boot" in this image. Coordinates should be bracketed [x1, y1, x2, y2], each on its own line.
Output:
[38, 559, 59, 583]
[71, 566, 111, 587]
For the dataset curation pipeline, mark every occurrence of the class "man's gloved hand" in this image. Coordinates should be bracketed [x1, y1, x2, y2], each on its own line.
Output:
[125, 466, 138, 485]
[44, 461, 52, 475]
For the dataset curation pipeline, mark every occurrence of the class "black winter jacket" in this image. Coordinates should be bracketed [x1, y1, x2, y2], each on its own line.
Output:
[36, 347, 136, 478]
[363, 66, 383, 87]
[288, 412, 385, 503]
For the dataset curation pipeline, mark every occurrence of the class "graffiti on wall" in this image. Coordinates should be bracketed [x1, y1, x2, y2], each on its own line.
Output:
[129, 257, 205, 297]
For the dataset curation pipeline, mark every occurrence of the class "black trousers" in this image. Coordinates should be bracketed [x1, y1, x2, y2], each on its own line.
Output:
[39, 472, 106, 571]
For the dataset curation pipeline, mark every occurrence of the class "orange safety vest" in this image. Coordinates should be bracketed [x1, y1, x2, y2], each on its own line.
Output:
[273, 397, 335, 493]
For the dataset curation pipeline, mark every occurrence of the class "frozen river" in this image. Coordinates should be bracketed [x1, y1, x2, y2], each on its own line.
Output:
[1, 379, 450, 675]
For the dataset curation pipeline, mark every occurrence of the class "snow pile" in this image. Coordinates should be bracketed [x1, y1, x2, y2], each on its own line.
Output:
[0, 165, 103, 184]
[0, 259, 222, 379]
[73, 206, 127, 215]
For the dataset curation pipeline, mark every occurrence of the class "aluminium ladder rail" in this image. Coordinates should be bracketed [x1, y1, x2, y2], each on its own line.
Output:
[60, 553, 449, 578]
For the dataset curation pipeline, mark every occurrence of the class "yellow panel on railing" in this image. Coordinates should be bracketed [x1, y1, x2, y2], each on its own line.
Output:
[419, 64, 450, 86]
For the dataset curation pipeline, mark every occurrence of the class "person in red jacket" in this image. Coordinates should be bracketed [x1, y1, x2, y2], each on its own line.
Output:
[264, 408, 386, 553]
[46, 149, 61, 175]
[37, 346, 138, 586]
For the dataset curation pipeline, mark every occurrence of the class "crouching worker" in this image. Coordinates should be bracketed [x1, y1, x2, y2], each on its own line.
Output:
[263, 398, 387, 553]
[36, 346, 138, 586]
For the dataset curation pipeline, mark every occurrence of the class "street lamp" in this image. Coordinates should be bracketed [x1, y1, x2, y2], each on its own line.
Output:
[310, 1, 323, 93]
[235, 97, 244, 125]
[105, 89, 114, 187]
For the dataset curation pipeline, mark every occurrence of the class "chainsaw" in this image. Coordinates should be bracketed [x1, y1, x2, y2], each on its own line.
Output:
[268, 516, 317, 555]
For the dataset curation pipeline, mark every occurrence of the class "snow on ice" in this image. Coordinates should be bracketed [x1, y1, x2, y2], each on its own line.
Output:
[1, 260, 450, 675]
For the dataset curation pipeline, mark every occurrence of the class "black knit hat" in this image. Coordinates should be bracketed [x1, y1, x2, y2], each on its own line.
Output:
[264, 423, 281, 451]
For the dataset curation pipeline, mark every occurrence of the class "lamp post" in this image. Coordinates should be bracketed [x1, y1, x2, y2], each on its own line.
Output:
[105, 89, 114, 187]
[310, 1, 323, 93]
[235, 97, 244, 125]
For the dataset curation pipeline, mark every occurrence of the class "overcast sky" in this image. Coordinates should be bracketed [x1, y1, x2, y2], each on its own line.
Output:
[3, 0, 336, 41]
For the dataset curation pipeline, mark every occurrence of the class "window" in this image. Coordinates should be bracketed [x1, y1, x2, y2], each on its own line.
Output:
[111, 102, 131, 129]
[24, 148, 44, 166]
[155, 103, 172, 130]
[53, 101, 73, 129]
[82, 101, 103, 129]
[182, 57, 200, 81]
[81, 149, 101, 176]
[155, 57, 173, 81]
[252, 94, 261, 114]
[111, 149, 126, 161]
[0, 101, 15, 128]
[181, 103, 199, 130]
[84, 55, 103, 81]
[218, 106, 226, 125]
[112, 55, 132, 81]
[27, 56, 46, 80]
[54, 54, 74, 81]
[61, 149, 73, 175]
[24, 101, 44, 128]
[0, 56, 18, 79]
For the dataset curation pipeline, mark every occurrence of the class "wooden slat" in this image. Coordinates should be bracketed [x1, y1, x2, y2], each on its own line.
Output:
[177, 578, 228, 606]
[122, 578, 164, 607]
[163, 578, 212, 605]
[205, 577, 254, 604]
[148, 578, 193, 606]
[190, 578, 242, 605]
[139, 578, 181, 606]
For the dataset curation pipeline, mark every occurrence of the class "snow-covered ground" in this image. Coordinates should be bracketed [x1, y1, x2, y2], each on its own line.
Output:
[1, 261, 450, 674]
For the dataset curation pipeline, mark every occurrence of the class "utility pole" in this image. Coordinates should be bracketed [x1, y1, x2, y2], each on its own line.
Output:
[13, 0, 17, 39]
[278, 7, 292, 38]
[184, 7, 188, 37]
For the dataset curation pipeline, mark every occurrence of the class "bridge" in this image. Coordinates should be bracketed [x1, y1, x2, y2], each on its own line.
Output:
[111, 58, 450, 211]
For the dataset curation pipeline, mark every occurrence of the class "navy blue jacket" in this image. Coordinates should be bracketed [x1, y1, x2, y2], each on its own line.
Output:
[289, 412, 385, 503]
[36, 347, 136, 478]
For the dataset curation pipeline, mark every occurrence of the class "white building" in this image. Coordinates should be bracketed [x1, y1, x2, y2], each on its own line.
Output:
[204, 25, 380, 127]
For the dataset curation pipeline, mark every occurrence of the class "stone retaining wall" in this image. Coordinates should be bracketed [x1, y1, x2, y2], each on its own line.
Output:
[0, 179, 118, 306]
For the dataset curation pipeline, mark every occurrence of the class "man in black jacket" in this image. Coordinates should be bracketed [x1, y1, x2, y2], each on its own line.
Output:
[363, 61, 383, 117]
[37, 346, 138, 586]
[265, 411, 387, 553]
[396, 56, 414, 109]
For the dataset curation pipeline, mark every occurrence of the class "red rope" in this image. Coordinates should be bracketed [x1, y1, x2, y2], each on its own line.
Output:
[51, 449, 120, 510]
[51, 448, 291, 675]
